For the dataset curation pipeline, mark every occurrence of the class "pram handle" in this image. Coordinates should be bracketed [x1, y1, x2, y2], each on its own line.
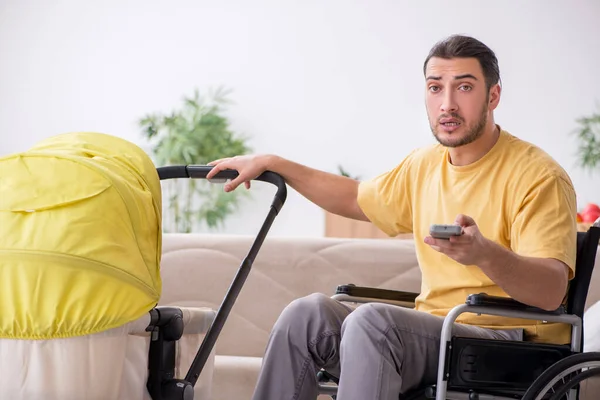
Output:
[152, 164, 288, 393]
[156, 165, 287, 213]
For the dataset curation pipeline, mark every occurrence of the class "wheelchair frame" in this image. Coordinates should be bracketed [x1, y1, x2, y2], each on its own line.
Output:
[320, 223, 600, 400]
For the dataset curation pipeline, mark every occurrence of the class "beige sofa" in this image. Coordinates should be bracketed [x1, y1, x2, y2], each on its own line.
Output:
[158, 233, 600, 400]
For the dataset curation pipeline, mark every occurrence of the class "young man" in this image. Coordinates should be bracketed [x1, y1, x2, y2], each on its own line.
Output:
[207, 35, 578, 400]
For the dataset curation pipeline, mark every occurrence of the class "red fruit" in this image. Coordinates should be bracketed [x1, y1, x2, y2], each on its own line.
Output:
[583, 203, 600, 214]
[582, 210, 600, 223]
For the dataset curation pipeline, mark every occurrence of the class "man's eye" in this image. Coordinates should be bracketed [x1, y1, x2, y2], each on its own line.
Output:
[429, 86, 440, 92]
[459, 85, 472, 91]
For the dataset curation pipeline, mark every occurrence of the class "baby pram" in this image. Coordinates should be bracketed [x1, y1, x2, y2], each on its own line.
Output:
[0, 132, 287, 400]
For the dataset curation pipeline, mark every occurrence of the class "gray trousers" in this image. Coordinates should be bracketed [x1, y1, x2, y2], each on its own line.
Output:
[251, 293, 523, 400]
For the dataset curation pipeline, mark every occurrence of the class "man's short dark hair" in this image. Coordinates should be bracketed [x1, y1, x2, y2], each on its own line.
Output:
[423, 35, 501, 90]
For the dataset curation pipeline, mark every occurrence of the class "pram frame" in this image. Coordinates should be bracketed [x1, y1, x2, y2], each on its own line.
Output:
[146, 165, 287, 400]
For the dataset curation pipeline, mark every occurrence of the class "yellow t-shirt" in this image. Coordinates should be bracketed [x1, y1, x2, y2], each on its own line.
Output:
[357, 128, 578, 344]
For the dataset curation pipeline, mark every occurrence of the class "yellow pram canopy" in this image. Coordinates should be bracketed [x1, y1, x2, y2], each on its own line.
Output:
[0, 132, 162, 339]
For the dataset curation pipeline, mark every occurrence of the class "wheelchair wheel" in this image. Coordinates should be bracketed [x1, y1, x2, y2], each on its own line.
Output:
[521, 352, 600, 400]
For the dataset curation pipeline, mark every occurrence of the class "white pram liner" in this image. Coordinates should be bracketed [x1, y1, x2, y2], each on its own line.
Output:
[0, 307, 216, 400]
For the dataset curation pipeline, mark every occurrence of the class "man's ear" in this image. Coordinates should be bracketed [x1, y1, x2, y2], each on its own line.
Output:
[488, 84, 501, 111]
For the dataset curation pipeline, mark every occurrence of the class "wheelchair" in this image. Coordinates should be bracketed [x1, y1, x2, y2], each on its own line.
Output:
[317, 223, 600, 400]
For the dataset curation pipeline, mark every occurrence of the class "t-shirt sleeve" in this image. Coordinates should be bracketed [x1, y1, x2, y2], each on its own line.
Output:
[356, 154, 415, 236]
[510, 174, 578, 279]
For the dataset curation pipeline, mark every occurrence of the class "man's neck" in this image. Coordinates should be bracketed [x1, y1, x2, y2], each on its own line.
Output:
[448, 123, 500, 166]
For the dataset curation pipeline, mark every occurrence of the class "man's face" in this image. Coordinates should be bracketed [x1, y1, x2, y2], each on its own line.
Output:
[424, 57, 498, 148]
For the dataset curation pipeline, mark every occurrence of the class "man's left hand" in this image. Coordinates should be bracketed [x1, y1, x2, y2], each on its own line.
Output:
[424, 214, 491, 266]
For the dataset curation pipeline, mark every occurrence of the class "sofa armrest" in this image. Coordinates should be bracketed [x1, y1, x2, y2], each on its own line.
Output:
[466, 293, 566, 315]
[332, 284, 418, 308]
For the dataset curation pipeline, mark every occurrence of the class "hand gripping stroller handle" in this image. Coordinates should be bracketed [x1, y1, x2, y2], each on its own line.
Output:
[156, 165, 287, 213]
[153, 164, 288, 392]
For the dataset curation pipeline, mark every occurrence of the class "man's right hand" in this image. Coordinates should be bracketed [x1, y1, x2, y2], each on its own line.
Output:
[207, 154, 273, 192]
[207, 153, 369, 222]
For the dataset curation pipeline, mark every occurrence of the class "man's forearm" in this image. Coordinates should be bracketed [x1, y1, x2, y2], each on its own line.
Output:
[265, 155, 369, 221]
[477, 240, 569, 311]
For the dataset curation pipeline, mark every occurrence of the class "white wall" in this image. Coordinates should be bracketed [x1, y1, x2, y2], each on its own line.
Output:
[1, 0, 599, 237]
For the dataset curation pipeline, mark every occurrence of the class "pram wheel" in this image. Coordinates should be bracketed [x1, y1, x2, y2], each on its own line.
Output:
[162, 379, 194, 400]
[522, 351, 600, 400]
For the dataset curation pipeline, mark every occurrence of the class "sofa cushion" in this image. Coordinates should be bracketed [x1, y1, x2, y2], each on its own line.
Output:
[159, 234, 421, 358]
[585, 246, 600, 311]
[584, 300, 600, 352]
[211, 355, 262, 400]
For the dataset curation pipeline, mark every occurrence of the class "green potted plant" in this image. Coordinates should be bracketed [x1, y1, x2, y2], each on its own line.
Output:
[140, 87, 252, 233]
[573, 107, 600, 228]
[574, 108, 600, 172]
[337, 165, 360, 180]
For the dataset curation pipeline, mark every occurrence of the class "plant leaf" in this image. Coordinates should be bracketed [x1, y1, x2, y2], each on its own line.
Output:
[140, 87, 253, 232]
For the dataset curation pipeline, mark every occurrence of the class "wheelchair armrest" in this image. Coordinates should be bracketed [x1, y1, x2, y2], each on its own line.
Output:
[334, 284, 418, 307]
[465, 293, 566, 315]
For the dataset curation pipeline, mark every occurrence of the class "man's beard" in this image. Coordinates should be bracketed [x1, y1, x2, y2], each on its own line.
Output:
[430, 103, 488, 148]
